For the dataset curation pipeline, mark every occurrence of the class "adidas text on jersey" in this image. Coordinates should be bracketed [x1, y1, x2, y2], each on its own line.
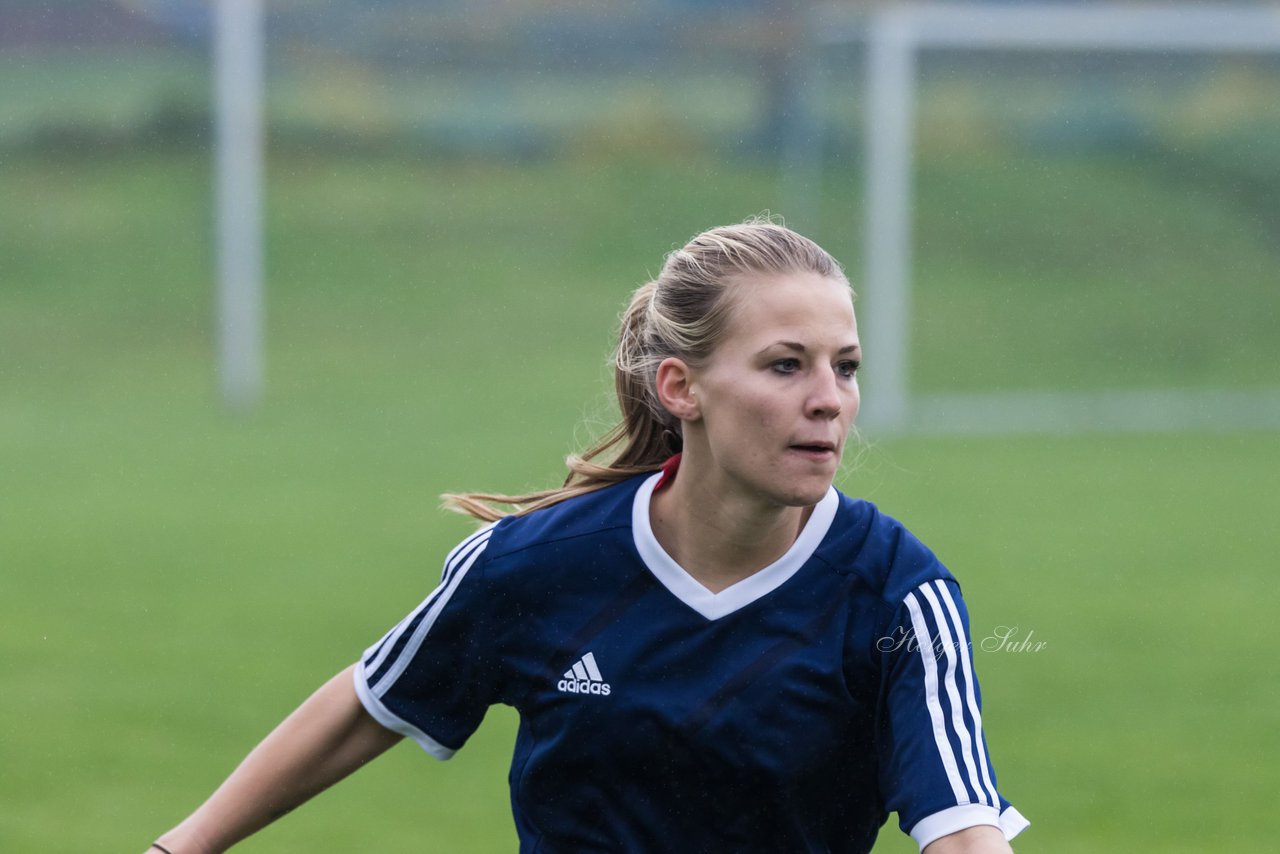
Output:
[557, 651, 611, 696]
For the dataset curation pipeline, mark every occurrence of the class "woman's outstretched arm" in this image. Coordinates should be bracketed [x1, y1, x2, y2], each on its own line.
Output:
[146, 664, 403, 854]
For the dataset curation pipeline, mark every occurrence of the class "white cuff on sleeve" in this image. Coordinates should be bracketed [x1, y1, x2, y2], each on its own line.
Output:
[910, 803, 1030, 851]
[997, 805, 1030, 840]
[352, 660, 458, 761]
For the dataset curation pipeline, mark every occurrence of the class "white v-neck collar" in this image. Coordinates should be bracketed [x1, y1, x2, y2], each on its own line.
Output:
[631, 472, 838, 621]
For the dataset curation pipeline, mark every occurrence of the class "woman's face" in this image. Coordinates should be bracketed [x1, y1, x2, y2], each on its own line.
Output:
[685, 271, 860, 508]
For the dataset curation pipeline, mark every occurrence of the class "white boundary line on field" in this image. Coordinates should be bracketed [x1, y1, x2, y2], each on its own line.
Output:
[908, 387, 1280, 435]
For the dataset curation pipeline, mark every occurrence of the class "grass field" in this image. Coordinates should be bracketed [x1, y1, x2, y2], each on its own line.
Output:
[3, 143, 1279, 853]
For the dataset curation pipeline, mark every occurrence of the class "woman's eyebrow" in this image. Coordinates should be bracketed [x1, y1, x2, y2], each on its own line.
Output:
[760, 341, 861, 355]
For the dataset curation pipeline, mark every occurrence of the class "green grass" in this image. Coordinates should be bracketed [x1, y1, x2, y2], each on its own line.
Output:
[912, 152, 1280, 391]
[3, 146, 1279, 852]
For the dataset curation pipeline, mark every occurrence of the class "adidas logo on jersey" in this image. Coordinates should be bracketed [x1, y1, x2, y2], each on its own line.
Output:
[557, 651, 611, 696]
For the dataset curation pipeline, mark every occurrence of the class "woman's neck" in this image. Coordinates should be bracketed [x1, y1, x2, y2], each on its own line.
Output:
[648, 464, 813, 594]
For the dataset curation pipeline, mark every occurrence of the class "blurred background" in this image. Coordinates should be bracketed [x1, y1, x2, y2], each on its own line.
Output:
[3, 0, 1279, 851]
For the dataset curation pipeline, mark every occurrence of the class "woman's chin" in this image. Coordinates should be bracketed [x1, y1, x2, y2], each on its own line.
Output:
[771, 478, 834, 508]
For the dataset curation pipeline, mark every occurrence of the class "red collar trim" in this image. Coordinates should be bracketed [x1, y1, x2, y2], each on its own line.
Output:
[653, 453, 682, 493]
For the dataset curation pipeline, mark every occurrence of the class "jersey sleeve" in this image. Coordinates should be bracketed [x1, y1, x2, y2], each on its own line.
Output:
[876, 578, 1030, 851]
[353, 523, 500, 760]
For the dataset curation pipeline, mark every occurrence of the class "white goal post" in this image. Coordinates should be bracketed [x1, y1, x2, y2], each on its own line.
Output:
[790, 2, 1280, 434]
[214, 0, 265, 411]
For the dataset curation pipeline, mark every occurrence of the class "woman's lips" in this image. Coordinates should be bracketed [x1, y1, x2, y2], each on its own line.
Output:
[789, 443, 837, 460]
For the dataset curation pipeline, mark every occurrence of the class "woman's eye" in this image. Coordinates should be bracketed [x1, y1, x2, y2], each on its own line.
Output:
[773, 358, 801, 374]
[837, 360, 860, 378]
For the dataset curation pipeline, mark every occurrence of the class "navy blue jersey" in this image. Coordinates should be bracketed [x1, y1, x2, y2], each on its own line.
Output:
[355, 472, 1028, 852]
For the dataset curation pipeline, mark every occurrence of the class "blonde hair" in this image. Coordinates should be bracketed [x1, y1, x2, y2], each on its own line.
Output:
[442, 218, 849, 522]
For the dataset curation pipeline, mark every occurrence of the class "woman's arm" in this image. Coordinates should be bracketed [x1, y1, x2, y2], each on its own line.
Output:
[923, 824, 1014, 854]
[146, 664, 403, 854]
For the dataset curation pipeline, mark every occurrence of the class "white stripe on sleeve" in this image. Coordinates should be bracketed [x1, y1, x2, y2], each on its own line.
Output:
[362, 527, 492, 682]
[932, 579, 1000, 806]
[441, 522, 498, 579]
[919, 581, 988, 806]
[904, 591, 969, 805]
[371, 536, 490, 698]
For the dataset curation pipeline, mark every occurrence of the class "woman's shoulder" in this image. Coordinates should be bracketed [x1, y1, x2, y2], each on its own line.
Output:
[480, 473, 650, 564]
[819, 490, 957, 606]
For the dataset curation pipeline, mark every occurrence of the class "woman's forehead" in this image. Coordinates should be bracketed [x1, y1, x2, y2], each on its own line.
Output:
[724, 272, 857, 342]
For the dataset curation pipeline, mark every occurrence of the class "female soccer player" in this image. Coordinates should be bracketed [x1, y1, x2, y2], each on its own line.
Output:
[147, 221, 1028, 853]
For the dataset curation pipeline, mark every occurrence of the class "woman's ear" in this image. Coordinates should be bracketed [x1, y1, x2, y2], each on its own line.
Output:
[655, 357, 699, 422]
